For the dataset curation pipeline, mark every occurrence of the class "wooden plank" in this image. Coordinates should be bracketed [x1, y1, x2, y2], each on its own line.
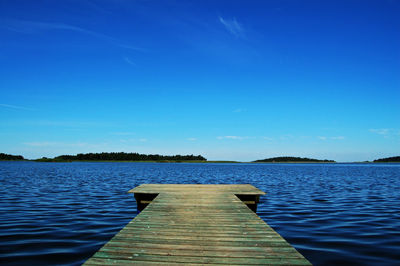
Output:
[129, 184, 266, 195]
[103, 241, 298, 253]
[90, 253, 311, 265]
[84, 184, 311, 265]
[101, 237, 294, 248]
[98, 247, 305, 259]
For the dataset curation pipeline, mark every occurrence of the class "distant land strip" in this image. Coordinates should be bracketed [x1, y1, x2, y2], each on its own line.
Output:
[373, 156, 400, 163]
[0, 153, 24, 161]
[1, 153, 400, 163]
[253, 156, 335, 163]
[35, 152, 206, 162]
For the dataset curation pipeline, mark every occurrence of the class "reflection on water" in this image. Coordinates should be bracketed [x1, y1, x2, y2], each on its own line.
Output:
[0, 162, 399, 265]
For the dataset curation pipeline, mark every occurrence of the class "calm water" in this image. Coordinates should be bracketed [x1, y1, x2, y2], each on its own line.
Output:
[0, 162, 399, 265]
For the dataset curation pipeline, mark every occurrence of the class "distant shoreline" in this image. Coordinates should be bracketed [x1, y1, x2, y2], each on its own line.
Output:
[1, 153, 400, 164]
[1, 160, 400, 164]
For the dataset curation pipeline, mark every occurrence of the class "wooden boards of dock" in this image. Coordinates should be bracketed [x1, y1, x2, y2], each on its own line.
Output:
[84, 184, 311, 265]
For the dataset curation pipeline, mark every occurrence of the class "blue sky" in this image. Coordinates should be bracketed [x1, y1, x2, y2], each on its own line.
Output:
[1, 0, 399, 161]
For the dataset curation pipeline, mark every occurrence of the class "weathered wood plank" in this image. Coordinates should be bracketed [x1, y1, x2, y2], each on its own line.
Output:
[99, 246, 306, 258]
[84, 184, 311, 265]
[119, 228, 280, 236]
[91, 253, 311, 265]
[103, 242, 300, 253]
[100, 237, 294, 248]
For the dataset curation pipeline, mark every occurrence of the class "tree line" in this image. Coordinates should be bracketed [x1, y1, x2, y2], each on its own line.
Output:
[253, 156, 335, 163]
[0, 153, 25, 160]
[52, 152, 206, 162]
[2, 152, 400, 163]
[373, 156, 400, 163]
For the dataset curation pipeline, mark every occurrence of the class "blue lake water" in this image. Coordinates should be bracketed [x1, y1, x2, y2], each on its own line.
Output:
[0, 161, 399, 265]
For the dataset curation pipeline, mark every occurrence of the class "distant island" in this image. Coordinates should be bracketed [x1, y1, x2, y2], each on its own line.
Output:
[373, 156, 400, 163]
[253, 156, 335, 163]
[2, 152, 400, 163]
[0, 153, 25, 161]
[35, 152, 207, 162]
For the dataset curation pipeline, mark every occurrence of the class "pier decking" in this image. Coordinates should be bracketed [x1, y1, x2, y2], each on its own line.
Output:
[84, 184, 311, 265]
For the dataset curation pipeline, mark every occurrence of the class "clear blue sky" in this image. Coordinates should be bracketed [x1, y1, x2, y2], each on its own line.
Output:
[1, 0, 399, 161]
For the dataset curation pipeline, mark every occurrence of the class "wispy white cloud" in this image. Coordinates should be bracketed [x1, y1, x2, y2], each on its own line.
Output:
[4, 19, 106, 36]
[187, 138, 197, 141]
[331, 136, 345, 140]
[263, 137, 274, 141]
[217, 136, 247, 140]
[23, 141, 88, 147]
[0, 103, 34, 111]
[119, 137, 148, 143]
[318, 136, 345, 140]
[2, 19, 143, 51]
[233, 108, 245, 113]
[26, 120, 109, 127]
[369, 128, 390, 135]
[219, 16, 244, 38]
[279, 134, 294, 140]
[118, 44, 146, 52]
[123, 56, 136, 66]
[23, 142, 53, 147]
[111, 132, 135, 136]
[368, 128, 400, 139]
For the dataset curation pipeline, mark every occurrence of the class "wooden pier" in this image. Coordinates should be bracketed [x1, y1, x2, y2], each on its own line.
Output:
[84, 184, 311, 265]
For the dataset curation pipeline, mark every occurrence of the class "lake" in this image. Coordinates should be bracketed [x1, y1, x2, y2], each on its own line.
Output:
[0, 161, 399, 265]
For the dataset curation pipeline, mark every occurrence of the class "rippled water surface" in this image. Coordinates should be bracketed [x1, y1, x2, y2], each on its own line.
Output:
[0, 162, 399, 265]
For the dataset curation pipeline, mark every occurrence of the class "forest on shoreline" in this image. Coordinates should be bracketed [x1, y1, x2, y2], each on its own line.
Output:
[253, 157, 335, 163]
[0, 153, 24, 161]
[1, 153, 400, 163]
[373, 156, 400, 163]
[36, 152, 206, 162]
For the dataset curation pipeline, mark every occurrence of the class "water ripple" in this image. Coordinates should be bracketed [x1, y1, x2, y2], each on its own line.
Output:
[0, 162, 399, 265]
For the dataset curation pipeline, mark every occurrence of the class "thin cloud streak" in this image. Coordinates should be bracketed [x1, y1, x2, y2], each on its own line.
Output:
[123, 57, 137, 66]
[0, 103, 34, 111]
[2, 19, 143, 51]
[217, 136, 247, 140]
[368, 128, 400, 139]
[219, 16, 244, 38]
[111, 132, 135, 136]
[279, 134, 294, 140]
[23, 120, 111, 128]
[23, 141, 88, 147]
[369, 128, 390, 135]
[4, 19, 109, 37]
[118, 44, 146, 52]
[318, 136, 345, 140]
